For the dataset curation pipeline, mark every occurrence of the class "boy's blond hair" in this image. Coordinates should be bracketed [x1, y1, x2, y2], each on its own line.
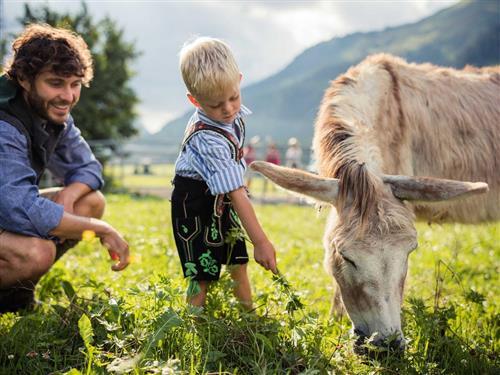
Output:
[179, 36, 240, 101]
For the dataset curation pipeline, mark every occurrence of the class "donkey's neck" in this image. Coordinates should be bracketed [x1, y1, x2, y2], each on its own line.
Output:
[381, 63, 500, 222]
[354, 58, 499, 222]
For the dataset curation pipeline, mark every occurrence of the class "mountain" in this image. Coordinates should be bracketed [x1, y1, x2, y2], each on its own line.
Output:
[144, 0, 499, 153]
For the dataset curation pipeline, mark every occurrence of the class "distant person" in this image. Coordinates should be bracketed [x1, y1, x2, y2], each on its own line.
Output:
[243, 136, 259, 189]
[262, 142, 281, 197]
[141, 157, 153, 175]
[0, 24, 130, 313]
[285, 137, 302, 168]
[171, 36, 278, 309]
[265, 142, 281, 166]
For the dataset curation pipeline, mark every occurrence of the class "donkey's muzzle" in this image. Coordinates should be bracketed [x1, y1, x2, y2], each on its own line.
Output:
[353, 329, 406, 357]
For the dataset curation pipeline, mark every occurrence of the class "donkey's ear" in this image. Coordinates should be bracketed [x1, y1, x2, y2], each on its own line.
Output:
[383, 175, 488, 202]
[250, 161, 339, 203]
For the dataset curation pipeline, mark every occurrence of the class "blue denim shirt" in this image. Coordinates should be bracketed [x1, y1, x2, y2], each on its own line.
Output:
[0, 115, 103, 238]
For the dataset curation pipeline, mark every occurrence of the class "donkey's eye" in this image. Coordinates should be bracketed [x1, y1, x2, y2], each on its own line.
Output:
[340, 254, 358, 269]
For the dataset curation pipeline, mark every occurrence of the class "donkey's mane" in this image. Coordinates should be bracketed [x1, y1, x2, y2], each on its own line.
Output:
[314, 105, 379, 229]
[312, 63, 409, 234]
[314, 111, 415, 242]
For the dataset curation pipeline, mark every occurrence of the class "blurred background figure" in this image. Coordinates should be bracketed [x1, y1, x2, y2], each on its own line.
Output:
[244, 136, 260, 189]
[265, 142, 281, 166]
[285, 137, 302, 169]
[262, 141, 281, 198]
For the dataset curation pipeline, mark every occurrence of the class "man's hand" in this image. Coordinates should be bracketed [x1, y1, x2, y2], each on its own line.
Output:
[99, 225, 130, 271]
[253, 239, 277, 274]
[50, 213, 130, 272]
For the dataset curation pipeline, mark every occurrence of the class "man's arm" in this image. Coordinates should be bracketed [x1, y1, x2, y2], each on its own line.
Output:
[0, 123, 129, 271]
[50, 212, 129, 271]
[0, 124, 64, 238]
[48, 115, 104, 191]
[47, 116, 104, 212]
[228, 187, 277, 273]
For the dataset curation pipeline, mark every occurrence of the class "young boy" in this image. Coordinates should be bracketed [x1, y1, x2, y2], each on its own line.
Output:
[171, 37, 277, 309]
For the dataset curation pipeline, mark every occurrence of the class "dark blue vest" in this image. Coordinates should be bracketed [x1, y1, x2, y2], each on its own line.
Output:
[0, 90, 64, 184]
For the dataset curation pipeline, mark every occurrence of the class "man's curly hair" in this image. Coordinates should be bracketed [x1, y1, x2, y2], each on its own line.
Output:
[3, 23, 93, 86]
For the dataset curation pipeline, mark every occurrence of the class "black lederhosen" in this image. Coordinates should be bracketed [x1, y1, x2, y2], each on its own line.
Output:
[171, 175, 248, 281]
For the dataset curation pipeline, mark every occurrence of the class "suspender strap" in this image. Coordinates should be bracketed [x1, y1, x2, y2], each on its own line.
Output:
[181, 120, 245, 162]
[180, 118, 246, 217]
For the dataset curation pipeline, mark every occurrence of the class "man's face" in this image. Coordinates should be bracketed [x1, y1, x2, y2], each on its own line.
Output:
[193, 84, 242, 124]
[22, 71, 82, 125]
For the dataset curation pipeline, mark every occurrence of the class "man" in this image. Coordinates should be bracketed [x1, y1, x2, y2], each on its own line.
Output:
[0, 24, 130, 313]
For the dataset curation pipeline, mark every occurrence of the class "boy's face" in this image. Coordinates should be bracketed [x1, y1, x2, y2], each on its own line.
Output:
[189, 83, 241, 124]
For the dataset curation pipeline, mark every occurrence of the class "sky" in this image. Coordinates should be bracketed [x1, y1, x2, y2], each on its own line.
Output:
[3, 0, 458, 134]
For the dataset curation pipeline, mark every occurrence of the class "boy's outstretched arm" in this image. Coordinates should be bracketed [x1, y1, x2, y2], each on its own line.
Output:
[228, 187, 277, 273]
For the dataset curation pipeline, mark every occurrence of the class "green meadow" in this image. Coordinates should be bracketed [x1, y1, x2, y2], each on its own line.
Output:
[0, 194, 498, 374]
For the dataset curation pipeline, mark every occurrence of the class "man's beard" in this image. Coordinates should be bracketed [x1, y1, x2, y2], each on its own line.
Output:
[26, 89, 74, 125]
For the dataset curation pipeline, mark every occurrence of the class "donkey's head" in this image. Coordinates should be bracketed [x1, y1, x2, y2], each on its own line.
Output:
[325, 186, 417, 353]
[251, 161, 487, 352]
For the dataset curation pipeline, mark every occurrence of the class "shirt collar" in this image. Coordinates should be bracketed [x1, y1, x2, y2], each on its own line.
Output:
[195, 104, 252, 128]
[239, 104, 252, 116]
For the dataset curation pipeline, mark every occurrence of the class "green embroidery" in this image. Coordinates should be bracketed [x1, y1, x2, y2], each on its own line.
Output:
[184, 263, 200, 297]
[199, 250, 218, 276]
[229, 208, 240, 224]
[185, 262, 198, 277]
[187, 279, 201, 297]
[210, 217, 219, 240]
[181, 225, 188, 234]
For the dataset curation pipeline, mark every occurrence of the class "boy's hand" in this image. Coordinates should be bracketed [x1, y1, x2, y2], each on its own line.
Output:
[253, 239, 277, 274]
[228, 187, 277, 273]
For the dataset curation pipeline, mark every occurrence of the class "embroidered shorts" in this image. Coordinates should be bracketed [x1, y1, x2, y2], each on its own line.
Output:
[171, 175, 248, 281]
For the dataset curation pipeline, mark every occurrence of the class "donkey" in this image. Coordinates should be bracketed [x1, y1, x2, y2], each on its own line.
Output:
[251, 54, 499, 352]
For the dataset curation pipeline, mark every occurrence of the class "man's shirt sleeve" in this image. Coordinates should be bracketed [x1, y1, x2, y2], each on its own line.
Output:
[0, 122, 64, 238]
[47, 115, 104, 190]
[185, 132, 245, 195]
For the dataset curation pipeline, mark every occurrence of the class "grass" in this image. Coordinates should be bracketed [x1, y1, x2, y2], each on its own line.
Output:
[105, 164, 175, 188]
[0, 194, 498, 374]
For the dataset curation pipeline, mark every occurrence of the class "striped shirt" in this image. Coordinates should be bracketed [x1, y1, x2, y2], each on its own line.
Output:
[174, 105, 251, 195]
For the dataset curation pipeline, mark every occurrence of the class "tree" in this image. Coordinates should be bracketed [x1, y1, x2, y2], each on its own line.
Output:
[19, 2, 140, 142]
